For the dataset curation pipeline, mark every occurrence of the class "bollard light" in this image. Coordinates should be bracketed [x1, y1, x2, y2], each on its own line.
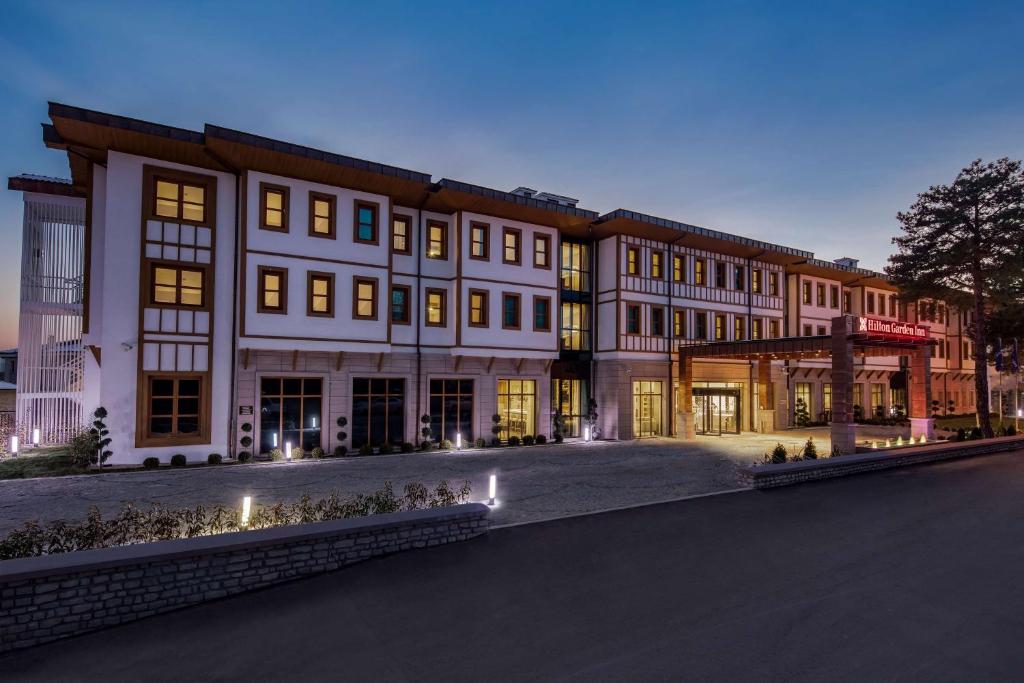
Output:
[9, 436, 18, 456]
[32, 427, 40, 446]
[272, 432, 278, 448]
[919, 434, 927, 444]
[285, 441, 292, 461]
[584, 426, 591, 442]
[488, 474, 497, 506]
[456, 432, 462, 450]
[241, 495, 252, 527]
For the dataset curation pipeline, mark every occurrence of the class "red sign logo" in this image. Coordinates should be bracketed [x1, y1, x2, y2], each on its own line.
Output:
[856, 316, 929, 339]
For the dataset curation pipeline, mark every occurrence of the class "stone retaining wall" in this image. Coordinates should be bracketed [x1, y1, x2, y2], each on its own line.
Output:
[739, 436, 1024, 489]
[0, 503, 489, 653]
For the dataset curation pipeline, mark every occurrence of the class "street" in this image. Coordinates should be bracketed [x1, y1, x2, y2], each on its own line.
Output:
[4, 449, 1024, 681]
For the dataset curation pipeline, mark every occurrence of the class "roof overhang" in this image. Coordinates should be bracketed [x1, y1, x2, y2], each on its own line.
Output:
[787, 257, 895, 290]
[426, 179, 599, 231]
[7, 174, 84, 198]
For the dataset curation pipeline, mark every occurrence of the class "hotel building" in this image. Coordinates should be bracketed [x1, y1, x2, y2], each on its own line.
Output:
[7, 103, 992, 463]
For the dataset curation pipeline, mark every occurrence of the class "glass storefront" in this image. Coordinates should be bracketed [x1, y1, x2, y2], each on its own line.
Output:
[351, 378, 405, 448]
[429, 379, 474, 443]
[632, 380, 663, 437]
[259, 377, 322, 453]
[552, 378, 587, 437]
[693, 388, 740, 435]
[497, 379, 536, 439]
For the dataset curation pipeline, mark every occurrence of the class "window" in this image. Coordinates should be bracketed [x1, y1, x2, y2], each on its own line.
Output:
[715, 314, 726, 340]
[694, 258, 706, 286]
[823, 383, 832, 413]
[430, 379, 474, 442]
[497, 379, 536, 440]
[752, 269, 762, 293]
[893, 296, 900, 319]
[354, 200, 378, 244]
[651, 251, 664, 279]
[391, 285, 410, 324]
[425, 288, 446, 326]
[769, 272, 779, 296]
[817, 325, 827, 336]
[259, 377, 322, 452]
[533, 296, 551, 331]
[352, 277, 378, 320]
[734, 316, 745, 340]
[502, 293, 521, 329]
[878, 294, 886, 316]
[561, 242, 590, 291]
[715, 262, 727, 288]
[626, 304, 641, 334]
[426, 221, 447, 259]
[503, 228, 522, 265]
[871, 383, 884, 415]
[627, 247, 640, 275]
[307, 271, 334, 317]
[830, 285, 840, 309]
[854, 384, 864, 411]
[154, 177, 206, 223]
[734, 267, 745, 291]
[802, 281, 812, 305]
[673, 255, 684, 283]
[651, 308, 665, 336]
[468, 289, 488, 327]
[260, 183, 288, 232]
[816, 283, 825, 307]
[352, 378, 404, 448]
[695, 312, 708, 339]
[560, 302, 590, 350]
[795, 382, 812, 420]
[769, 320, 780, 338]
[752, 319, 762, 339]
[534, 234, 551, 269]
[392, 214, 411, 254]
[146, 376, 203, 440]
[151, 264, 205, 307]
[673, 309, 685, 337]
[257, 266, 287, 314]
[803, 324, 813, 337]
[470, 222, 489, 260]
[309, 192, 335, 238]
[843, 291, 852, 313]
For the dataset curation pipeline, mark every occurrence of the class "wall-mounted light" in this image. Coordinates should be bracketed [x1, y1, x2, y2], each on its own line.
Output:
[488, 474, 497, 506]
[32, 428, 40, 447]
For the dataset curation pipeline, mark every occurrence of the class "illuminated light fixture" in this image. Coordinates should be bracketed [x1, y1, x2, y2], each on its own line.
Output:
[456, 432, 462, 450]
[9, 436, 18, 456]
[285, 441, 293, 461]
[488, 474, 497, 506]
[918, 434, 927, 444]
[896, 436, 904, 447]
[32, 427, 40, 446]
[241, 495, 252, 527]
[584, 426, 591, 442]
[870, 441, 878, 449]
[272, 432, 278, 448]
[311, 417, 317, 429]
[1018, 409, 1022, 418]
[885, 438, 892, 448]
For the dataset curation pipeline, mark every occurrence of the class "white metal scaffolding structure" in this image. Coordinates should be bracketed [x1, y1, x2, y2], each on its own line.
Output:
[16, 196, 86, 445]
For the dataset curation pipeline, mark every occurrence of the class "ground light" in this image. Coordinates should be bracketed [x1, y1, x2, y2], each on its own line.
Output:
[241, 496, 252, 527]
[272, 433, 278, 448]
[32, 427, 40, 446]
[584, 426, 591, 442]
[456, 432, 462, 449]
[9, 435, 18, 456]
[488, 474, 497, 506]
[285, 441, 293, 461]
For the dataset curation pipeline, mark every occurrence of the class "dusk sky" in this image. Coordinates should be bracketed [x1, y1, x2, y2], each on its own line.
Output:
[2, 0, 1023, 349]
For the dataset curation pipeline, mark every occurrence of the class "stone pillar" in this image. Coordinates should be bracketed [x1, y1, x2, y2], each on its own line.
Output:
[678, 356, 695, 439]
[909, 346, 934, 440]
[830, 315, 857, 455]
[757, 358, 776, 433]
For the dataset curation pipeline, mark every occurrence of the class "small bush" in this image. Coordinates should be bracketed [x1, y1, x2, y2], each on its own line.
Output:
[269, 448, 284, 462]
[439, 439, 453, 450]
[802, 438, 817, 460]
[170, 454, 187, 467]
[289, 447, 305, 459]
[240, 436, 252, 448]
[241, 422, 252, 432]
[491, 437, 503, 447]
[401, 442, 415, 453]
[554, 434, 564, 444]
[420, 440, 432, 451]
[474, 437, 486, 448]
[311, 447, 326, 459]
[970, 427, 983, 440]
[207, 453, 223, 465]
[378, 443, 394, 455]
[956, 427, 966, 442]
[333, 445, 348, 457]
[237, 451, 252, 463]
[143, 457, 160, 469]
[508, 435, 521, 447]
[336, 431, 347, 442]
[336, 416, 348, 427]
[68, 430, 100, 468]
[359, 444, 374, 456]
[535, 434, 547, 445]
[770, 443, 787, 464]
[522, 435, 535, 446]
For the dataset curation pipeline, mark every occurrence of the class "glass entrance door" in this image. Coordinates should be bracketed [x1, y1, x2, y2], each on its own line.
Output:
[632, 380, 663, 438]
[693, 389, 741, 435]
[551, 378, 587, 437]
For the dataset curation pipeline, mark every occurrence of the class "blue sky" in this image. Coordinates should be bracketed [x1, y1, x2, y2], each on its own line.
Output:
[2, 0, 1023, 347]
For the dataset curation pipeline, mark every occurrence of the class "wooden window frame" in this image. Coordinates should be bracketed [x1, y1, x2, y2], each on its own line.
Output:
[425, 287, 447, 327]
[390, 284, 411, 325]
[306, 271, 335, 318]
[830, 284, 840, 309]
[426, 220, 448, 260]
[502, 227, 522, 266]
[469, 222, 490, 261]
[625, 304, 641, 335]
[353, 199, 380, 245]
[802, 281, 812, 305]
[734, 265, 746, 291]
[502, 292, 522, 330]
[308, 191, 337, 240]
[694, 258, 706, 286]
[803, 324, 813, 337]
[673, 254, 684, 283]
[533, 295, 552, 332]
[673, 309, 685, 337]
[715, 313, 727, 341]
[145, 167, 215, 227]
[769, 272, 779, 296]
[769, 319, 781, 338]
[392, 213, 412, 255]
[651, 250, 664, 279]
[816, 283, 826, 307]
[259, 182, 290, 233]
[626, 246, 640, 275]
[651, 307, 665, 337]
[139, 373, 208, 446]
[752, 318, 762, 340]
[694, 311, 708, 339]
[352, 276, 379, 321]
[715, 262, 727, 289]
[257, 265, 288, 314]
[752, 269, 762, 293]
[533, 234, 552, 270]
[468, 289, 489, 328]
[735, 316, 745, 341]
[149, 262, 208, 310]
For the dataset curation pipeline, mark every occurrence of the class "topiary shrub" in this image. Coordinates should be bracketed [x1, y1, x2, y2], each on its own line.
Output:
[359, 444, 373, 456]
[241, 422, 252, 432]
[143, 457, 160, 469]
[522, 435, 535, 446]
[170, 454, 187, 467]
[333, 445, 348, 457]
[535, 434, 547, 445]
[240, 435, 252, 448]
[970, 426, 983, 440]
[311, 447, 326, 459]
[439, 439, 453, 450]
[207, 453, 223, 465]
[770, 443, 787, 464]
[474, 437, 486, 448]
[802, 438, 817, 460]
[420, 414, 433, 443]
[420, 440, 432, 451]
[491, 437, 503, 447]
[237, 451, 252, 463]
[508, 435, 521, 447]
[269, 448, 284, 462]
[336, 431, 347, 442]
[378, 443, 393, 455]
[336, 416, 348, 427]
[401, 441, 415, 453]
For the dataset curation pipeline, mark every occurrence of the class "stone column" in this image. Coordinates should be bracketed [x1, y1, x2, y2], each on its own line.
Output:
[909, 346, 934, 440]
[757, 358, 776, 433]
[678, 356, 695, 439]
[830, 315, 857, 455]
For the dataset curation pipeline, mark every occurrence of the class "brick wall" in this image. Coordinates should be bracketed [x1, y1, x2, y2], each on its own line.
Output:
[0, 503, 489, 653]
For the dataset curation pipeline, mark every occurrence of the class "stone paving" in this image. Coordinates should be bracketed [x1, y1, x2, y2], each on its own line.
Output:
[0, 424, 912, 533]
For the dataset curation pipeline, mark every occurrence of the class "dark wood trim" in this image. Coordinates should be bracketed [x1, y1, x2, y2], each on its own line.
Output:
[391, 212, 412, 255]
[146, 260, 211, 310]
[146, 166, 216, 227]
[425, 287, 447, 327]
[306, 270, 335, 317]
[468, 288, 489, 328]
[426, 219, 448, 260]
[353, 199, 381, 245]
[694, 256, 707, 286]
[651, 249, 665, 279]
[240, 171, 249, 337]
[352, 275, 379, 321]
[308, 191, 336, 239]
[533, 233, 552, 270]
[390, 283, 412, 325]
[533, 295, 552, 332]
[469, 221, 490, 260]
[245, 249, 388, 270]
[256, 265, 288, 314]
[502, 291, 521, 330]
[502, 227, 522, 266]
[259, 182, 290, 233]
[626, 245, 640, 275]
[136, 373, 211, 448]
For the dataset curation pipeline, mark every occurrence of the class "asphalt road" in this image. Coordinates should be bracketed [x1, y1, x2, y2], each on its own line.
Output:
[5, 450, 1024, 682]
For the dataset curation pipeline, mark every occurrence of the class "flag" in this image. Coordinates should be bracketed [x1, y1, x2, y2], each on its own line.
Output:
[995, 337, 1004, 372]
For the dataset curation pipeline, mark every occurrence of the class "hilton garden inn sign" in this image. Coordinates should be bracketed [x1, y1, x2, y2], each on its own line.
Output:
[856, 316, 930, 340]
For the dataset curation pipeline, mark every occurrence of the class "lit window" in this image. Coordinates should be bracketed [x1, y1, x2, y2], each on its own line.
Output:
[151, 265, 204, 307]
[147, 376, 202, 439]
[469, 290, 488, 327]
[354, 201, 377, 243]
[309, 193, 335, 237]
[830, 285, 840, 308]
[816, 283, 825, 307]
[694, 259, 706, 286]
[651, 251, 663, 279]
[769, 272, 779, 296]
[155, 178, 206, 223]
[427, 221, 447, 259]
[261, 184, 288, 231]
[769, 320, 780, 338]
[258, 267, 287, 313]
[560, 242, 590, 291]
[353, 277, 377, 319]
[802, 281, 812, 305]
[752, 269, 762, 293]
[470, 223, 489, 259]
[627, 247, 639, 275]
[503, 228, 521, 265]
[426, 288, 446, 326]
[392, 215, 411, 254]
[673, 309, 684, 337]
[715, 314, 726, 340]
[533, 297, 551, 331]
[534, 235, 551, 268]
[308, 272, 333, 317]
[560, 302, 590, 350]
[673, 255, 684, 283]
[735, 317, 745, 340]
[391, 285, 410, 324]
[752, 319, 762, 339]
[503, 293, 521, 329]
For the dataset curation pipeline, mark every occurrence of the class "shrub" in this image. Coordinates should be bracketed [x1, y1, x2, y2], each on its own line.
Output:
[1008, 426, 1018, 437]
[439, 439, 453, 450]
[970, 427, 983, 440]
[207, 453, 223, 465]
[793, 398, 810, 428]
[956, 427, 966, 442]
[401, 441, 415, 453]
[143, 457, 160, 469]
[240, 436, 253, 448]
[770, 443, 787, 464]
[535, 434, 547, 445]
[336, 431, 347, 442]
[336, 416, 348, 427]
[269, 448, 284, 462]
[311, 447, 326, 459]
[491, 414, 502, 437]
[474, 437, 486, 448]
[419, 440, 432, 451]
[802, 438, 817, 460]
[523, 435, 535, 446]
[88, 406, 113, 466]
[359, 444, 374, 456]
[237, 451, 252, 463]
[333, 445, 348, 457]
[490, 437, 503, 447]
[170, 454, 187, 467]
[420, 414, 433, 443]
[508, 435, 521, 447]
[378, 443, 394, 455]
[241, 422, 252, 432]
[289, 447, 305, 459]
[68, 429, 99, 468]
[554, 433, 564, 444]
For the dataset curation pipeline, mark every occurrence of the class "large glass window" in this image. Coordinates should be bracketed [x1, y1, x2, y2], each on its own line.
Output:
[552, 378, 588, 438]
[871, 383, 885, 416]
[823, 383, 832, 414]
[497, 379, 536, 440]
[259, 377, 322, 453]
[352, 378, 404, 448]
[560, 242, 590, 291]
[795, 382, 812, 420]
[632, 380, 663, 437]
[430, 379, 474, 442]
[561, 302, 590, 350]
[147, 376, 202, 439]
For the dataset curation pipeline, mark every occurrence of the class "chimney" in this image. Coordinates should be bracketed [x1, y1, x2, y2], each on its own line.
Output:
[834, 257, 860, 269]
